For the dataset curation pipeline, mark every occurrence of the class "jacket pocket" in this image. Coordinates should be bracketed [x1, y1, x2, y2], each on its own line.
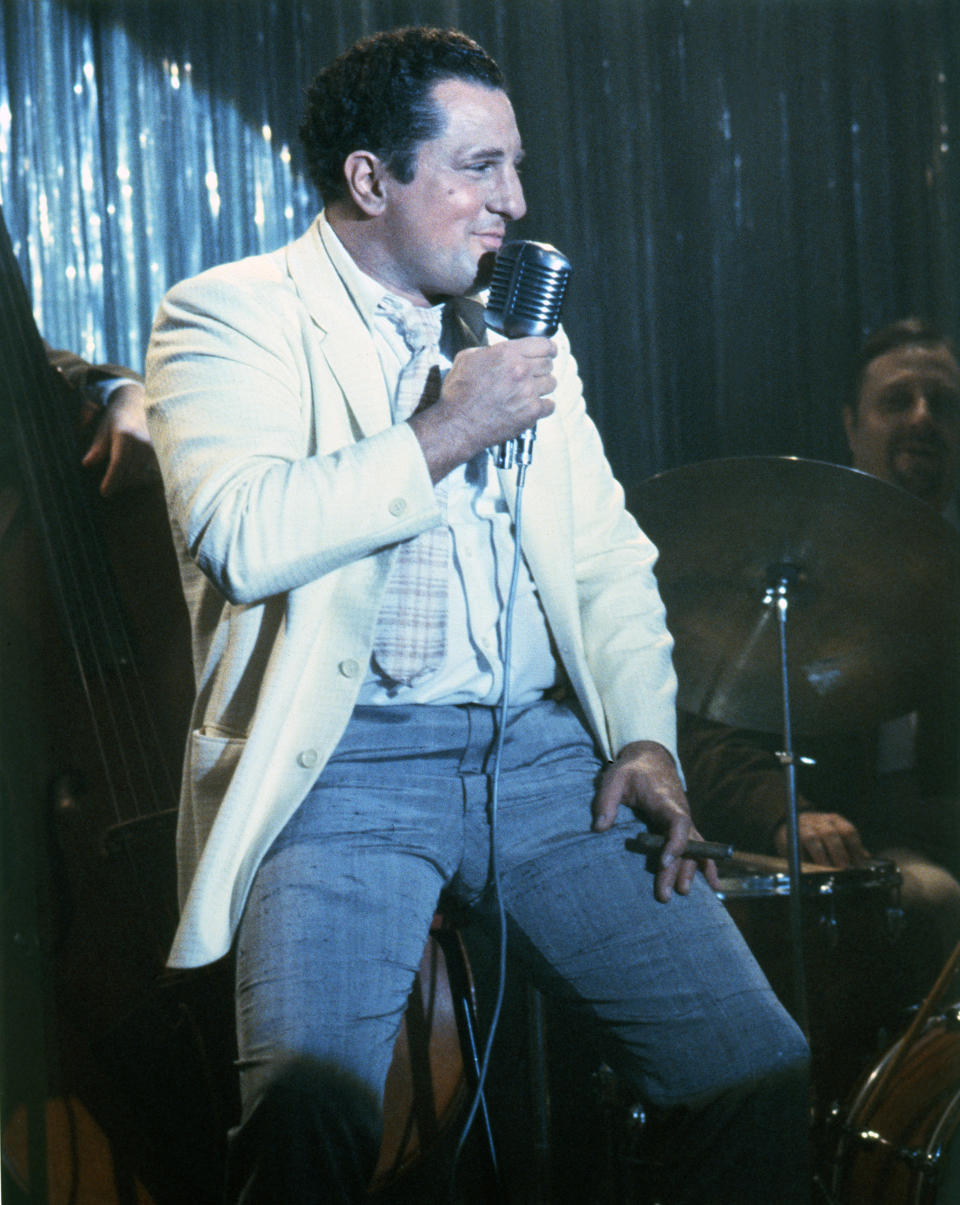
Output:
[186, 728, 246, 843]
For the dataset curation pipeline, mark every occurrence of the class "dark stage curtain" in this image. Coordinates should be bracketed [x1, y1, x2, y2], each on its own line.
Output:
[2, 0, 958, 490]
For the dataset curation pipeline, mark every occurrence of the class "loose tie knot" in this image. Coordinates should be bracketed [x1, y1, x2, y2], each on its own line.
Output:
[378, 295, 445, 423]
[378, 294, 444, 355]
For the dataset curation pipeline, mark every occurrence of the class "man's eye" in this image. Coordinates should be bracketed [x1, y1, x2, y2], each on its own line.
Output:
[880, 389, 911, 412]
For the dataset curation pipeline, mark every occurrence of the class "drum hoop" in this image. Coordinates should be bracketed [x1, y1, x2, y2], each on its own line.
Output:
[832, 1011, 960, 1204]
[716, 858, 901, 901]
[924, 1083, 960, 1176]
[840, 1029, 903, 1126]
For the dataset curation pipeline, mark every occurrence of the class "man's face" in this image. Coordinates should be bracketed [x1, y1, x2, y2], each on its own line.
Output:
[376, 78, 526, 305]
[843, 342, 960, 510]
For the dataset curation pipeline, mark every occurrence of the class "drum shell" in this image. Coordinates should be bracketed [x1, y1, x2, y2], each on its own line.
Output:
[718, 861, 905, 1110]
[830, 1010, 960, 1204]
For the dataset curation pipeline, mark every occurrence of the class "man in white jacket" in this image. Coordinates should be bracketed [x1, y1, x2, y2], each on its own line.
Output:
[146, 26, 809, 1205]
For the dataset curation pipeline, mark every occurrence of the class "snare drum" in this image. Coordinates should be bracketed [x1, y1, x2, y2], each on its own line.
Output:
[718, 858, 905, 1110]
[718, 856, 902, 899]
[830, 1007, 960, 1204]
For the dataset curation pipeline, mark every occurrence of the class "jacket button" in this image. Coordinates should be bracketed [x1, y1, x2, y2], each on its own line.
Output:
[297, 749, 319, 768]
[388, 497, 407, 517]
[339, 658, 360, 678]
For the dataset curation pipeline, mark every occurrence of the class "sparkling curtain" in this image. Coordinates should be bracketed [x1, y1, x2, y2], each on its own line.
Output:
[2, 0, 958, 488]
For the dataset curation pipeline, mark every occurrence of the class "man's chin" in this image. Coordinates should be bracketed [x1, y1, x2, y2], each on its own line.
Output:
[474, 250, 498, 291]
[892, 461, 947, 508]
[429, 254, 497, 302]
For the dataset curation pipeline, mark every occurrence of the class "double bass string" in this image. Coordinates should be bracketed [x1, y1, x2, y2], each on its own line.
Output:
[1, 204, 180, 950]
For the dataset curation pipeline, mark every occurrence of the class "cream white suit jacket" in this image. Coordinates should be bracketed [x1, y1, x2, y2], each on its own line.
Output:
[145, 218, 679, 968]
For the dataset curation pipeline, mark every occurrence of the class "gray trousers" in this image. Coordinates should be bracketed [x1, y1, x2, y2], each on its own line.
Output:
[227, 700, 810, 1203]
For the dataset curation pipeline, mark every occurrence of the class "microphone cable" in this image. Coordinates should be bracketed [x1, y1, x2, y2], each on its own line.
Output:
[447, 459, 532, 1200]
[447, 238, 570, 1197]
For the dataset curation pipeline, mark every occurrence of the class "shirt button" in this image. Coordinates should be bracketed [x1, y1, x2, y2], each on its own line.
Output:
[388, 497, 407, 517]
[339, 658, 360, 678]
[297, 749, 319, 769]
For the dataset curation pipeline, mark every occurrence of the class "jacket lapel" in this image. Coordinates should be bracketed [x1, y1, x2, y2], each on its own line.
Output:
[284, 220, 392, 437]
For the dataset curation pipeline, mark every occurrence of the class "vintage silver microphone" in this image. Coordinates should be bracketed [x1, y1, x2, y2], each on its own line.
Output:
[484, 240, 572, 471]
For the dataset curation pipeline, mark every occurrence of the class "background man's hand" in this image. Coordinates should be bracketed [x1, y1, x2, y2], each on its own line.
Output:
[81, 383, 160, 496]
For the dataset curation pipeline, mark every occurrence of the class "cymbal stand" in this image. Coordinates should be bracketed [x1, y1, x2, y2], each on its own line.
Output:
[765, 564, 810, 1039]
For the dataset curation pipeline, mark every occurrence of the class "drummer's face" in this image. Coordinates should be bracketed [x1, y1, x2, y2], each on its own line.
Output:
[844, 343, 960, 511]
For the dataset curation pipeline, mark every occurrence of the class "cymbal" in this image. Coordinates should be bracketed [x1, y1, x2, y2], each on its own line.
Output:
[627, 456, 960, 734]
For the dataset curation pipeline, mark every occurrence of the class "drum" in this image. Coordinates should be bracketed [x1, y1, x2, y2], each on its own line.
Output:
[717, 857, 905, 1111]
[829, 1007, 960, 1204]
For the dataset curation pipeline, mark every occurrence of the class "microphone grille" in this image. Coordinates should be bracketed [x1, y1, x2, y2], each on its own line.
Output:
[485, 240, 572, 338]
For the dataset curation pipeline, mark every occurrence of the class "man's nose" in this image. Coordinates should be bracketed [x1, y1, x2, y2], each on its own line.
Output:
[907, 391, 936, 425]
[491, 166, 526, 221]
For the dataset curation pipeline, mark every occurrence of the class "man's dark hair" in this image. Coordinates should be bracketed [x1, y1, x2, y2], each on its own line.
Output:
[300, 27, 506, 205]
[846, 316, 957, 416]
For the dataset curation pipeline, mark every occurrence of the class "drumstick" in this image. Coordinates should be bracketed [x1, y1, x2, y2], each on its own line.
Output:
[626, 833, 838, 875]
[626, 832, 734, 861]
[853, 940, 960, 1125]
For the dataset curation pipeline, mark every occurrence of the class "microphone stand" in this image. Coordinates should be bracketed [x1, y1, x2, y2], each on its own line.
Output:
[764, 564, 810, 1040]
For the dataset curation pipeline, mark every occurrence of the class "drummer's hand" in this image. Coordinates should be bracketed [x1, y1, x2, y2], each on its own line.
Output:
[774, 811, 869, 869]
[592, 740, 721, 901]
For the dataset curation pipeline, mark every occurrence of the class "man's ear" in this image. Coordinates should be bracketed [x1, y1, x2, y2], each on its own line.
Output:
[342, 150, 390, 216]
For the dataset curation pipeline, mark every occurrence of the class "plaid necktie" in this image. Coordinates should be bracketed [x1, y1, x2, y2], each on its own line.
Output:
[372, 297, 450, 686]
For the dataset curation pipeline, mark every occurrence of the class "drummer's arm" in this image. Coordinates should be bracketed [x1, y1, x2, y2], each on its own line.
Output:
[679, 712, 871, 867]
[677, 712, 801, 851]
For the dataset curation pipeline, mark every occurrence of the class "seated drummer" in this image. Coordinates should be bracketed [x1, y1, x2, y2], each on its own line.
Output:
[679, 317, 960, 991]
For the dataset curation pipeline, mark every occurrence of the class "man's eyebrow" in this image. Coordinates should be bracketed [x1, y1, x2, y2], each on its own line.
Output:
[462, 145, 526, 162]
[888, 371, 960, 387]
